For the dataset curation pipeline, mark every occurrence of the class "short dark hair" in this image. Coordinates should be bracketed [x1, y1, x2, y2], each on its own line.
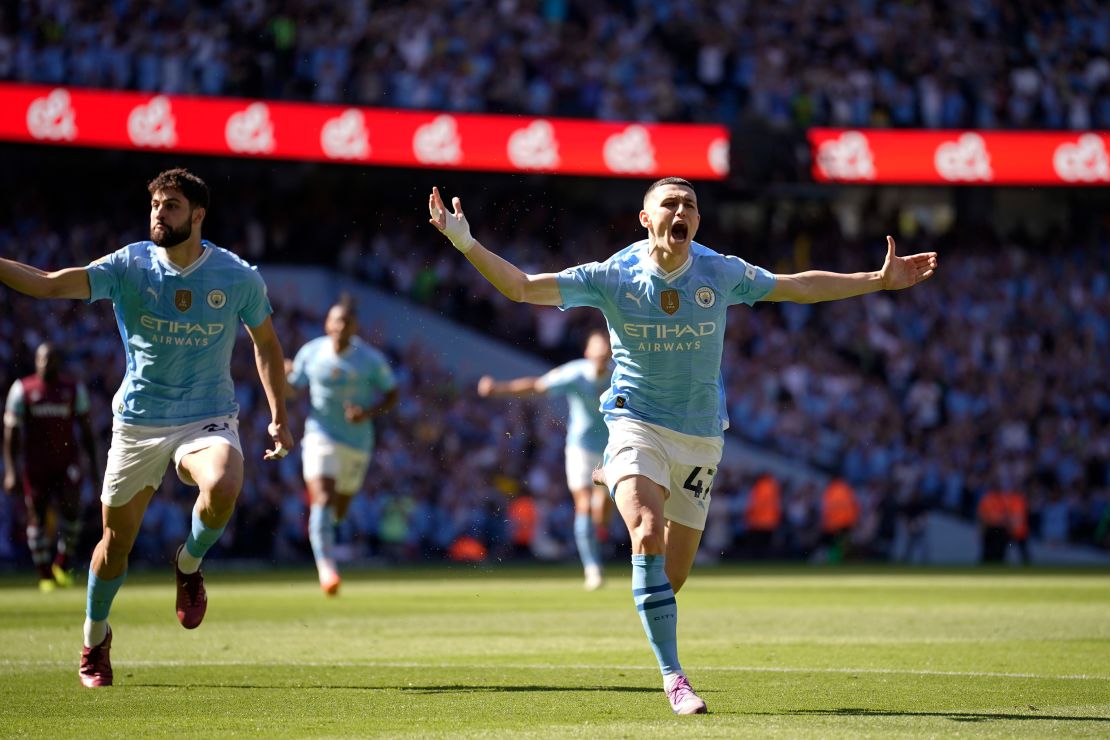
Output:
[643, 177, 695, 206]
[333, 292, 358, 314]
[147, 168, 210, 210]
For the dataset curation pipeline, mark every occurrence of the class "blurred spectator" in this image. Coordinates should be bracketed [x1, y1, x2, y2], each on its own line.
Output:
[977, 489, 1009, 563]
[820, 478, 860, 563]
[742, 474, 781, 559]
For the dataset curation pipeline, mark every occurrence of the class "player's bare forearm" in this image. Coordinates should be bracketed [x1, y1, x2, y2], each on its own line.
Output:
[767, 270, 883, 303]
[0, 259, 92, 300]
[2, 426, 19, 493]
[350, 388, 399, 422]
[486, 376, 543, 398]
[767, 235, 937, 303]
[255, 341, 289, 427]
[463, 242, 563, 306]
[427, 186, 562, 306]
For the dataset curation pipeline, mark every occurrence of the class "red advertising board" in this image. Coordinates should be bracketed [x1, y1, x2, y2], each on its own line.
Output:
[0, 83, 729, 180]
[809, 128, 1110, 185]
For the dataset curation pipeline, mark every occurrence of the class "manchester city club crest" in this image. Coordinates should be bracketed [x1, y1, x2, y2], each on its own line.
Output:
[207, 289, 227, 309]
[660, 289, 680, 315]
[695, 286, 716, 308]
[174, 289, 192, 312]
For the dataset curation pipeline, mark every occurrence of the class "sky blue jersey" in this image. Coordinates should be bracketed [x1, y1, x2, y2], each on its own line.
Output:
[539, 357, 611, 454]
[86, 240, 271, 426]
[556, 239, 775, 438]
[288, 335, 397, 451]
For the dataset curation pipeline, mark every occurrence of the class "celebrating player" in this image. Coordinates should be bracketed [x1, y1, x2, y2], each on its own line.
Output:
[0, 168, 293, 688]
[285, 295, 398, 596]
[477, 328, 613, 590]
[428, 177, 937, 715]
[4, 342, 101, 591]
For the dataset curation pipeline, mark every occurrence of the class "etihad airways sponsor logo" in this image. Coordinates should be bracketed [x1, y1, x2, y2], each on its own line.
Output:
[140, 315, 225, 347]
[624, 322, 716, 339]
[624, 321, 716, 351]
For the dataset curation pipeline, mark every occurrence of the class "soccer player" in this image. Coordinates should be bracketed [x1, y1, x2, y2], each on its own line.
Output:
[4, 342, 101, 591]
[427, 178, 937, 715]
[285, 295, 398, 595]
[477, 329, 613, 590]
[0, 168, 294, 688]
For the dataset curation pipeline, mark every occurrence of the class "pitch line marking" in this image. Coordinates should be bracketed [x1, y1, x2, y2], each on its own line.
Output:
[2, 659, 1108, 682]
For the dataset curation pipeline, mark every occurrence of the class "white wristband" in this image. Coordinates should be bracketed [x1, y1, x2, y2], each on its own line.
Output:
[434, 205, 475, 254]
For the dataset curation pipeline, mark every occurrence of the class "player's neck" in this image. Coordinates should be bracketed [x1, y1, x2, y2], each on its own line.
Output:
[647, 239, 689, 274]
[161, 238, 204, 269]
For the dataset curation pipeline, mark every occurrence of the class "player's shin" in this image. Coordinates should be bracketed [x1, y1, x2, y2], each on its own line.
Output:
[631, 554, 682, 678]
[308, 503, 338, 575]
[177, 505, 227, 574]
[84, 571, 126, 646]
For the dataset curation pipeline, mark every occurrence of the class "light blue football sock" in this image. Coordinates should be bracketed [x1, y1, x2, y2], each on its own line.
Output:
[308, 503, 336, 570]
[574, 513, 601, 570]
[86, 570, 127, 622]
[179, 507, 227, 573]
[632, 554, 682, 676]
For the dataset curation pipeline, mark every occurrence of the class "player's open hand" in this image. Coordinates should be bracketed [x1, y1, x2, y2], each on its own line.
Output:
[264, 421, 295, 461]
[879, 236, 938, 291]
[428, 186, 476, 253]
[476, 375, 495, 397]
[344, 400, 368, 423]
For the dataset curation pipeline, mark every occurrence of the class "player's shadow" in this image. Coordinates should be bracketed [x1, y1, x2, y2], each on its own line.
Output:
[398, 684, 656, 695]
[128, 682, 655, 694]
[769, 708, 1110, 723]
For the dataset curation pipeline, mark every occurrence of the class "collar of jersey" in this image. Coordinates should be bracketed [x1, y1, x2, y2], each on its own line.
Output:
[640, 241, 693, 283]
[155, 242, 211, 277]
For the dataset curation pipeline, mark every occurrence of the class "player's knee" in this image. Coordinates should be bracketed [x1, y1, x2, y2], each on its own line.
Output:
[205, 477, 242, 510]
[100, 528, 136, 558]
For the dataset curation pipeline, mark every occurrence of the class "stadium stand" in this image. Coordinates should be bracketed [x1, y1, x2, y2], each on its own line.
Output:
[1, 1, 1108, 129]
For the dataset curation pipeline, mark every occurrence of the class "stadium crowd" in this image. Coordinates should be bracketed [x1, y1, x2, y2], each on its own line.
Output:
[1, 175, 1107, 573]
[2, 0, 1109, 129]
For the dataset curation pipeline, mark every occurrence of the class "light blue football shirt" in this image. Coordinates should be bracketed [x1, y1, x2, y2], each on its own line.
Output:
[556, 239, 775, 438]
[539, 357, 611, 454]
[287, 335, 397, 451]
[86, 240, 271, 426]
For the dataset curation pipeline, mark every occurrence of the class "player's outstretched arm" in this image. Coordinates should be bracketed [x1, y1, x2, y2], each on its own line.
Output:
[427, 187, 563, 306]
[245, 317, 295, 461]
[765, 236, 937, 304]
[477, 374, 545, 398]
[0, 258, 91, 300]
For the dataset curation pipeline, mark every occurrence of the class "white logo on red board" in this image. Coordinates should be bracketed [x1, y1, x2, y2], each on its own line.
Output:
[127, 96, 178, 148]
[1053, 134, 1110, 183]
[603, 125, 656, 174]
[934, 133, 992, 182]
[321, 109, 370, 160]
[815, 131, 875, 180]
[708, 137, 729, 176]
[225, 102, 275, 154]
[413, 115, 462, 165]
[26, 89, 77, 141]
[507, 120, 560, 170]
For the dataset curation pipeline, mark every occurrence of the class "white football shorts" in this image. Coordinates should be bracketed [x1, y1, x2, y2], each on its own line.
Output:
[102, 415, 242, 507]
[565, 445, 604, 491]
[301, 432, 371, 495]
[600, 418, 723, 531]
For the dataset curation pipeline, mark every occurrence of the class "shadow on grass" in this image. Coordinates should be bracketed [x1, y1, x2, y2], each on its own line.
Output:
[761, 708, 1110, 723]
[126, 682, 657, 694]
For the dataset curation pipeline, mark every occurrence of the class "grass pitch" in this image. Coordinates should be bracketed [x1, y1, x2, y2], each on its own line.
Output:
[2, 564, 1109, 737]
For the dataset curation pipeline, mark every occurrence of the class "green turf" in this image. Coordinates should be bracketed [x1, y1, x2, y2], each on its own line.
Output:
[2, 565, 1109, 737]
